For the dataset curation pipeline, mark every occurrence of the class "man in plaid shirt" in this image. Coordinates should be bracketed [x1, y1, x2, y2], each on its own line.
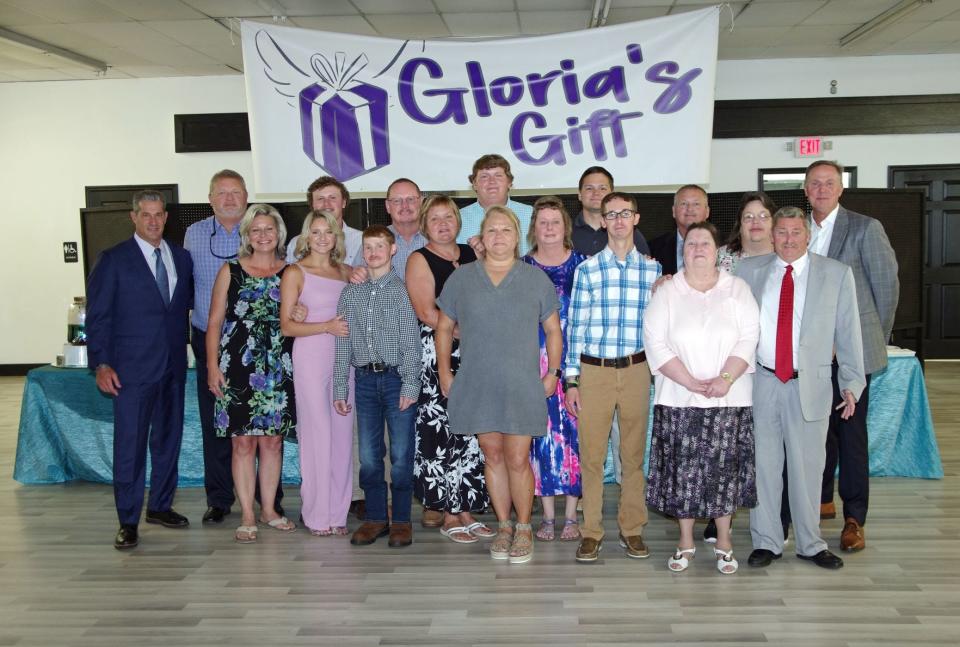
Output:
[564, 192, 661, 563]
[334, 226, 422, 549]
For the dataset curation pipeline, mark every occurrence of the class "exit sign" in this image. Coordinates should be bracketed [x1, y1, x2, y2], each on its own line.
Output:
[794, 136, 823, 158]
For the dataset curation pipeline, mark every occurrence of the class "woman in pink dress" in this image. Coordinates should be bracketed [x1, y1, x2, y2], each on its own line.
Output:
[280, 210, 353, 536]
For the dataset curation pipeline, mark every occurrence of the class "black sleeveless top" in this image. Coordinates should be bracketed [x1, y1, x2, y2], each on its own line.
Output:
[413, 244, 478, 297]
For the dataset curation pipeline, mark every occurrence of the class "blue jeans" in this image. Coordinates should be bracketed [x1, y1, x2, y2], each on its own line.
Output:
[355, 366, 416, 524]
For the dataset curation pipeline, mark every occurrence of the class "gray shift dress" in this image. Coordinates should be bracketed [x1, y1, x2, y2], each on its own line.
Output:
[437, 260, 560, 436]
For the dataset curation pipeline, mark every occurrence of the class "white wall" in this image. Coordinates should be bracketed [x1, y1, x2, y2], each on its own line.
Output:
[2, 53, 959, 363]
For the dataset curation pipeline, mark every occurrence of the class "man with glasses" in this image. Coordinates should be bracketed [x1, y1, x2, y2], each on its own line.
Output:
[564, 192, 661, 563]
[648, 184, 710, 275]
[287, 176, 364, 265]
[184, 170, 249, 523]
[349, 178, 426, 279]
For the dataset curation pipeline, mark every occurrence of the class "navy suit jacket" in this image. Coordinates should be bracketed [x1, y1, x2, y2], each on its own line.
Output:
[648, 230, 678, 275]
[86, 237, 193, 384]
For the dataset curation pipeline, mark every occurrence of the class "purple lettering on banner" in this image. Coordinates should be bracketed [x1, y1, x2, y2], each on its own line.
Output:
[566, 116, 584, 155]
[560, 60, 581, 105]
[583, 109, 643, 158]
[398, 58, 469, 124]
[510, 108, 644, 166]
[645, 61, 703, 114]
[626, 43, 643, 64]
[583, 66, 629, 102]
[511, 112, 565, 165]
[466, 61, 492, 117]
[299, 82, 390, 181]
[526, 70, 563, 107]
[490, 76, 524, 106]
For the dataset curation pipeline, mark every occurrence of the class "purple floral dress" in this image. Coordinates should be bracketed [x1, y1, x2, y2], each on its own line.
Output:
[522, 252, 584, 497]
[214, 261, 296, 438]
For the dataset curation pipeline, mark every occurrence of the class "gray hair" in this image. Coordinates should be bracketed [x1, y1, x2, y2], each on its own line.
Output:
[772, 206, 810, 233]
[208, 169, 247, 196]
[238, 204, 287, 259]
[132, 190, 165, 212]
[294, 210, 345, 265]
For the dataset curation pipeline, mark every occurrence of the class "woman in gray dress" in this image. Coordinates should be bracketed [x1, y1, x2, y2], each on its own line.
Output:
[435, 205, 562, 564]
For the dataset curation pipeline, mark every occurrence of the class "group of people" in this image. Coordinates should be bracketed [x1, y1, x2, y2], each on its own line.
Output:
[86, 156, 898, 575]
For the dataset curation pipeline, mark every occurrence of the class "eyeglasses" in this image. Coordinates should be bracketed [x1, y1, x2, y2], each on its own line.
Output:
[209, 219, 238, 260]
[602, 209, 637, 221]
[742, 212, 771, 221]
[387, 197, 420, 206]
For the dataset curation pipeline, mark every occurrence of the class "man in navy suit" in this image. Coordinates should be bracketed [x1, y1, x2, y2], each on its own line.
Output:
[647, 184, 710, 276]
[86, 190, 194, 549]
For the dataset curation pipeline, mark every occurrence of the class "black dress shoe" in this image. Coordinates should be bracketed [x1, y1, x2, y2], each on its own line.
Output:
[145, 509, 189, 528]
[797, 549, 844, 570]
[748, 549, 782, 567]
[202, 506, 230, 524]
[114, 525, 139, 550]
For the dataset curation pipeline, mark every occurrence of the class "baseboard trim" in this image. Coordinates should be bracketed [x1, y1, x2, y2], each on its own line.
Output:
[0, 363, 46, 376]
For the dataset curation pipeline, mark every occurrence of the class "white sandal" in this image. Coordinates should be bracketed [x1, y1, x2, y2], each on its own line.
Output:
[715, 548, 738, 574]
[668, 547, 696, 572]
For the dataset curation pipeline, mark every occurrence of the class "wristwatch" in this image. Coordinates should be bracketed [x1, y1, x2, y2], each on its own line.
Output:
[548, 367, 562, 379]
[720, 371, 734, 385]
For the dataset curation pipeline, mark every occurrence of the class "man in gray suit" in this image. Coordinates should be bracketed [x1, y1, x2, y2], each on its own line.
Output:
[738, 207, 866, 570]
[805, 160, 899, 552]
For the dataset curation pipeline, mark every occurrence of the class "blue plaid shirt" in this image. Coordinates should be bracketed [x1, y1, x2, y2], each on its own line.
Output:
[565, 246, 661, 377]
[456, 198, 534, 256]
[184, 216, 241, 331]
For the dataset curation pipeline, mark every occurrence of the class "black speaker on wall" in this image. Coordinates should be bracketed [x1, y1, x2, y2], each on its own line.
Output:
[174, 113, 251, 152]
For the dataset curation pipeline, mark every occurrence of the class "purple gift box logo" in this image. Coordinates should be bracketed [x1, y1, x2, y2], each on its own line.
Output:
[255, 32, 391, 182]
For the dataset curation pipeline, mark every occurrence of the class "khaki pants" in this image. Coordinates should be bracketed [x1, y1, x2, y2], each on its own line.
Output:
[578, 359, 651, 540]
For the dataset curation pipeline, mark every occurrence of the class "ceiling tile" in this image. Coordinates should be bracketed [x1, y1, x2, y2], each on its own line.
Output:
[276, 0, 359, 16]
[517, 0, 591, 8]
[289, 15, 379, 35]
[720, 25, 790, 46]
[895, 19, 960, 43]
[605, 7, 670, 23]
[443, 12, 520, 37]
[0, 3, 53, 25]
[364, 13, 451, 38]
[518, 10, 592, 34]
[180, 1, 276, 18]
[877, 39, 956, 54]
[900, 0, 960, 22]
[2, 0, 132, 23]
[352, 0, 437, 14]
[435, 0, 515, 10]
[68, 21, 220, 66]
[779, 22, 859, 45]
[97, 0, 208, 21]
[801, 0, 903, 27]
[734, 0, 826, 27]
[717, 45, 775, 60]
[146, 20, 242, 66]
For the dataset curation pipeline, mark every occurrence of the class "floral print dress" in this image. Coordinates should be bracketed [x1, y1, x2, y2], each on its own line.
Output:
[214, 261, 296, 438]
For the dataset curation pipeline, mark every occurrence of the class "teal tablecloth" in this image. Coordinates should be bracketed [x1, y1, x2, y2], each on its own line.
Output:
[14, 356, 942, 486]
[14, 366, 301, 486]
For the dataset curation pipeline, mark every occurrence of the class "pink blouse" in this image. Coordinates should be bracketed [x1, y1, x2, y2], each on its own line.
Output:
[643, 270, 760, 408]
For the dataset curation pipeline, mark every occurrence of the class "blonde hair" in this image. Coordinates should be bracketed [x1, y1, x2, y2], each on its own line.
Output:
[480, 205, 521, 259]
[238, 204, 286, 259]
[295, 210, 345, 265]
[418, 195, 463, 239]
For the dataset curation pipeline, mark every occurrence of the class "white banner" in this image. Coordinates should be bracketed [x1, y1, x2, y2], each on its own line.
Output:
[241, 7, 719, 194]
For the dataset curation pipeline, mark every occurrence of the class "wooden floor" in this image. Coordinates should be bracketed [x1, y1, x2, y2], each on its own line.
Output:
[1, 362, 958, 646]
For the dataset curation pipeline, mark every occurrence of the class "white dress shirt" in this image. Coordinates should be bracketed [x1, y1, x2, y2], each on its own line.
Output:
[808, 205, 838, 256]
[757, 252, 809, 371]
[133, 233, 177, 301]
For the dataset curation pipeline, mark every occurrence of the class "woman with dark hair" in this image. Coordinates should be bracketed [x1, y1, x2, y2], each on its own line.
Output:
[207, 204, 297, 543]
[521, 196, 585, 542]
[717, 191, 777, 274]
[643, 221, 759, 574]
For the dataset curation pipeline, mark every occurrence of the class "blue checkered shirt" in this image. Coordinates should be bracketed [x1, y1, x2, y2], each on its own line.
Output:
[184, 216, 241, 331]
[565, 246, 661, 377]
[456, 198, 534, 256]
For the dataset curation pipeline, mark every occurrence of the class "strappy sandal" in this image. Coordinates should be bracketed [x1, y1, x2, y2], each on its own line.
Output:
[509, 523, 534, 564]
[715, 548, 738, 574]
[331, 526, 349, 535]
[489, 522, 513, 560]
[465, 521, 496, 538]
[560, 518, 581, 541]
[535, 519, 556, 541]
[310, 527, 333, 537]
[668, 547, 696, 572]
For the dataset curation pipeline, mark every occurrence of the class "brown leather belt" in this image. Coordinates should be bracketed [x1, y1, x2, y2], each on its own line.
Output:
[581, 351, 646, 369]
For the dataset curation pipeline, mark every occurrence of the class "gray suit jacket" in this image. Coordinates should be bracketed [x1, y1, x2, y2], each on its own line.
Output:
[737, 253, 866, 422]
[826, 206, 899, 375]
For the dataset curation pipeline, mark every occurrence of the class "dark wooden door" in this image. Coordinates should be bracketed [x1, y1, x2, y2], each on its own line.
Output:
[891, 165, 960, 358]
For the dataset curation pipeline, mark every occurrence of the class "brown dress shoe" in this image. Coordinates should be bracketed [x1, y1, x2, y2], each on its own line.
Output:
[840, 518, 865, 552]
[388, 522, 413, 548]
[350, 521, 389, 546]
[820, 502, 837, 520]
[618, 533, 650, 559]
[421, 508, 443, 528]
[575, 537, 602, 562]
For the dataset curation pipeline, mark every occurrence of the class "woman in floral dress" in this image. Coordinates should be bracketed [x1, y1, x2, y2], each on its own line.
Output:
[521, 197, 585, 542]
[207, 204, 296, 543]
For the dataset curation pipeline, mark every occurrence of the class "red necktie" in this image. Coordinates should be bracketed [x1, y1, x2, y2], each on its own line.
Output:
[775, 265, 794, 382]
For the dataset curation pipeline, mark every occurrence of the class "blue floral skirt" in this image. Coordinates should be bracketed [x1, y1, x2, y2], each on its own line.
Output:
[646, 405, 757, 519]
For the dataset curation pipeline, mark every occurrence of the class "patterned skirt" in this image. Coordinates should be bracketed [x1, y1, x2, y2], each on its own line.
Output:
[646, 405, 757, 519]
